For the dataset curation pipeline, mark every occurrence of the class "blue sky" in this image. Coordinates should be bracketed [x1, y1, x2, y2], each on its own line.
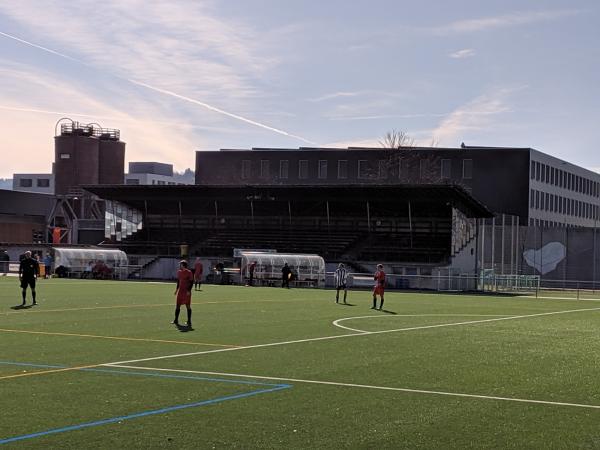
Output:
[0, 0, 598, 178]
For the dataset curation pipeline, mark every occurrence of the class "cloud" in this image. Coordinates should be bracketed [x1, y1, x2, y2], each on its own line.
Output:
[308, 92, 362, 103]
[433, 9, 582, 35]
[449, 48, 476, 59]
[0, 61, 200, 177]
[429, 87, 522, 146]
[0, 1, 314, 144]
[321, 137, 381, 148]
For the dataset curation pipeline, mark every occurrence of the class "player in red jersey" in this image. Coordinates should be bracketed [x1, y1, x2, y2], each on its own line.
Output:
[173, 260, 194, 327]
[372, 264, 385, 310]
[193, 257, 203, 291]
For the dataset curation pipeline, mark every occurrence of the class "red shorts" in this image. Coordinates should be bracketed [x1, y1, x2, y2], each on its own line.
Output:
[194, 273, 202, 281]
[373, 286, 385, 296]
[176, 291, 191, 306]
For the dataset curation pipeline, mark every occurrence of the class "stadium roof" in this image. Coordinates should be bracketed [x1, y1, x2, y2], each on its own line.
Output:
[84, 184, 493, 218]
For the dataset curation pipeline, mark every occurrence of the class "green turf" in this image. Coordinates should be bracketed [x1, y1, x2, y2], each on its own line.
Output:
[2, 277, 600, 448]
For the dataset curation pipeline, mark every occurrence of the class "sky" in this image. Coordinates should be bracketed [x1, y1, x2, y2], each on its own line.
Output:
[0, 0, 599, 178]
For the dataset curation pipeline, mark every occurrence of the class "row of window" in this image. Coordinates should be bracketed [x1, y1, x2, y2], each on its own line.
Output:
[126, 178, 178, 186]
[19, 178, 50, 188]
[530, 161, 599, 197]
[528, 218, 581, 228]
[241, 159, 473, 180]
[530, 189, 599, 220]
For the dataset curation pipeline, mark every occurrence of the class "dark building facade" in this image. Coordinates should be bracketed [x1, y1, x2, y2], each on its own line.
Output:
[195, 146, 600, 228]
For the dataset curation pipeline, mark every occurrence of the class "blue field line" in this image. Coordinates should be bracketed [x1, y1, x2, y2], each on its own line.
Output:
[0, 361, 284, 387]
[0, 384, 291, 445]
[0, 360, 292, 445]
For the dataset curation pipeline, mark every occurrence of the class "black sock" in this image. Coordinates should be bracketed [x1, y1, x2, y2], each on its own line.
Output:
[380, 299, 384, 309]
[343, 292, 347, 302]
[174, 307, 181, 323]
[22, 290, 26, 303]
[32, 291, 36, 302]
[187, 308, 192, 324]
[372, 298, 376, 308]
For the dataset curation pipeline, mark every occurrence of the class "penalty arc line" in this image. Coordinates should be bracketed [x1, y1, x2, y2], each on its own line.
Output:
[106, 364, 600, 411]
[332, 314, 508, 333]
[105, 306, 600, 366]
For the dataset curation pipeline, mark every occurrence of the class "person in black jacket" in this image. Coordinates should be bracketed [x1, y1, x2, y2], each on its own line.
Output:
[19, 251, 39, 306]
[282, 263, 292, 289]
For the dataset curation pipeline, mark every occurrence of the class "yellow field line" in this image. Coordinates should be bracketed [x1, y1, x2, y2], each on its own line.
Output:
[0, 328, 241, 348]
[1, 303, 173, 315]
[0, 363, 102, 380]
[1, 298, 310, 316]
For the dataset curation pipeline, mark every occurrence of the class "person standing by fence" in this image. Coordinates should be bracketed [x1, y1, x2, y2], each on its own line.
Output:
[193, 258, 203, 291]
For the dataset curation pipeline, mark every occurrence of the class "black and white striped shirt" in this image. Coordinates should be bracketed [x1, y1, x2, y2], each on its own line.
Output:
[334, 267, 347, 288]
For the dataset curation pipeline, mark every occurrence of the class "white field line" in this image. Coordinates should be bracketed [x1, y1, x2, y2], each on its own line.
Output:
[106, 364, 600, 411]
[524, 296, 600, 302]
[106, 306, 600, 366]
[332, 314, 506, 333]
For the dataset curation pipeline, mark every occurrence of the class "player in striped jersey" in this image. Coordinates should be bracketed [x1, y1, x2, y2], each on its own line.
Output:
[334, 263, 348, 304]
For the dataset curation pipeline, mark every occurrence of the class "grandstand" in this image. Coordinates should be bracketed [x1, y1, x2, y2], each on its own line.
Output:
[85, 184, 491, 273]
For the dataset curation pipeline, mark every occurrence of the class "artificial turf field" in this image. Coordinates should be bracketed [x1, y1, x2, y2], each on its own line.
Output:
[2, 278, 600, 448]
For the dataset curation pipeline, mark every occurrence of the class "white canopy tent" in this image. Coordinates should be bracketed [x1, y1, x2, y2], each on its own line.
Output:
[53, 248, 128, 279]
[240, 252, 325, 287]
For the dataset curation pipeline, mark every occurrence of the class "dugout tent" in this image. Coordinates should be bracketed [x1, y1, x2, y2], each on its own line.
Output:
[53, 247, 128, 279]
[240, 252, 325, 287]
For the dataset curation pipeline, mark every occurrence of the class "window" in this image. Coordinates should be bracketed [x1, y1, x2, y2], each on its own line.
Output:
[441, 159, 451, 179]
[559, 170, 563, 188]
[398, 158, 405, 179]
[338, 160, 348, 179]
[279, 160, 289, 179]
[530, 162, 535, 180]
[540, 164, 545, 182]
[530, 189, 535, 207]
[241, 160, 251, 179]
[260, 160, 270, 179]
[19, 178, 32, 187]
[126, 178, 140, 185]
[318, 160, 328, 179]
[59, 153, 70, 159]
[535, 162, 541, 181]
[358, 160, 368, 179]
[152, 180, 156, 185]
[378, 160, 388, 179]
[298, 160, 308, 179]
[535, 190, 540, 209]
[462, 159, 473, 179]
[157, 180, 166, 185]
[36, 178, 50, 187]
[419, 160, 429, 179]
[550, 167, 555, 185]
[545, 165, 550, 183]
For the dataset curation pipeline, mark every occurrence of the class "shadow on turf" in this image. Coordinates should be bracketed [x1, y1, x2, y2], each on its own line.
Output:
[380, 309, 397, 315]
[175, 324, 194, 332]
[336, 302, 356, 306]
[10, 304, 35, 310]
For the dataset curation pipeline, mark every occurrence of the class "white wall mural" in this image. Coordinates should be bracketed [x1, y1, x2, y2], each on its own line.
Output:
[523, 242, 567, 275]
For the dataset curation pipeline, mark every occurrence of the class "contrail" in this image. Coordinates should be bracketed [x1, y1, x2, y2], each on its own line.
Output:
[128, 79, 316, 144]
[0, 30, 316, 145]
[0, 31, 80, 62]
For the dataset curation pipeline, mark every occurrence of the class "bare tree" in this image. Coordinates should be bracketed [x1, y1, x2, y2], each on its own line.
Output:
[372, 129, 442, 184]
[379, 129, 415, 149]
